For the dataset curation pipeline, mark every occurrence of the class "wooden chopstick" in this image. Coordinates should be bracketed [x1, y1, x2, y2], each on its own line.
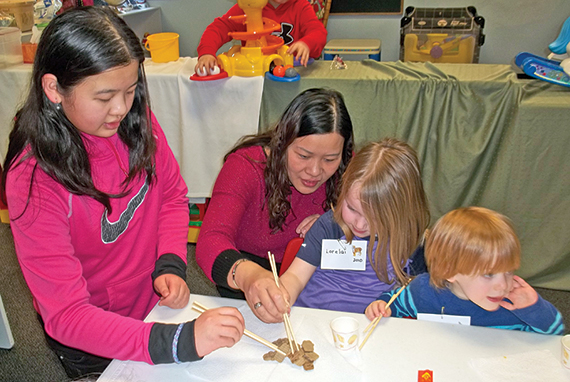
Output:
[268, 252, 299, 353]
[359, 280, 410, 350]
[267, 252, 298, 352]
[191, 301, 287, 357]
[269, 252, 299, 352]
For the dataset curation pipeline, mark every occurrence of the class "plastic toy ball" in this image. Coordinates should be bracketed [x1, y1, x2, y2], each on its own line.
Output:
[273, 65, 285, 77]
[210, 66, 221, 75]
[196, 67, 208, 77]
[285, 67, 297, 77]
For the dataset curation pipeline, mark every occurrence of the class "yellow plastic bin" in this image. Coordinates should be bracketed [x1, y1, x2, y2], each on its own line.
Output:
[0, 0, 35, 32]
[188, 221, 201, 243]
[144, 32, 179, 63]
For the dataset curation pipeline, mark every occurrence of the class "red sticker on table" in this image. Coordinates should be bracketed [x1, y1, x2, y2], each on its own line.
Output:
[418, 369, 433, 382]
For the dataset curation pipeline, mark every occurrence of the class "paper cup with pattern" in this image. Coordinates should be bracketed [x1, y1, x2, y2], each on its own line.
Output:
[562, 334, 570, 368]
[330, 316, 359, 351]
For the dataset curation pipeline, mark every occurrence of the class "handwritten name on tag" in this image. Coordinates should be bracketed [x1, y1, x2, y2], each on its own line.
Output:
[321, 239, 367, 270]
[417, 313, 471, 326]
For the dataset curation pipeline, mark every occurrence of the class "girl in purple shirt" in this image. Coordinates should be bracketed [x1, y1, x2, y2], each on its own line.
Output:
[280, 138, 431, 313]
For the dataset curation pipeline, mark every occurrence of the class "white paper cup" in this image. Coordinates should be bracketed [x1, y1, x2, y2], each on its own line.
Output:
[330, 316, 359, 351]
[562, 334, 570, 368]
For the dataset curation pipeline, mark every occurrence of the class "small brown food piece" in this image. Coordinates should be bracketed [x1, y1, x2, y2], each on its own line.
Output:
[303, 362, 315, 371]
[291, 350, 306, 366]
[302, 340, 314, 352]
[277, 342, 291, 356]
[263, 351, 276, 361]
[273, 338, 288, 347]
[264, 338, 318, 370]
[274, 351, 286, 363]
[304, 351, 319, 362]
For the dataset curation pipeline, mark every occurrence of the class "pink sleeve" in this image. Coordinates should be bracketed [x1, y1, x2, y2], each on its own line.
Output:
[151, 113, 189, 263]
[197, 5, 246, 58]
[195, 151, 262, 282]
[6, 161, 155, 363]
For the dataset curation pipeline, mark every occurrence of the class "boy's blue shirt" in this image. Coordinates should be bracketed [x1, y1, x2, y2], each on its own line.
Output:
[378, 273, 564, 335]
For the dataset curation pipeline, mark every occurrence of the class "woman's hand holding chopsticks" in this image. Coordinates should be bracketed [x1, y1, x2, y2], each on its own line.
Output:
[235, 261, 291, 323]
[193, 307, 245, 357]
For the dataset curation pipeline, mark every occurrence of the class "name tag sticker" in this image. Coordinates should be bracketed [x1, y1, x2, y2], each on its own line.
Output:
[321, 239, 367, 271]
[417, 313, 471, 326]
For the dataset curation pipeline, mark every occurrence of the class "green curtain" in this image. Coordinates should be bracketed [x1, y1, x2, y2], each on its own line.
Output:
[260, 60, 570, 290]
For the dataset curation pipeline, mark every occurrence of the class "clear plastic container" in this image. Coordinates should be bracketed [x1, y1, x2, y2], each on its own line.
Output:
[0, 0, 35, 32]
[0, 27, 23, 68]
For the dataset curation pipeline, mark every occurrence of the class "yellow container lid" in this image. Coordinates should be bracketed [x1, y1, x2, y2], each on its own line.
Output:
[0, 0, 36, 5]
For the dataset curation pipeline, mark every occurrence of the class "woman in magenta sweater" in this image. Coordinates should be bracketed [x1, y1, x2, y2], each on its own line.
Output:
[196, 88, 354, 323]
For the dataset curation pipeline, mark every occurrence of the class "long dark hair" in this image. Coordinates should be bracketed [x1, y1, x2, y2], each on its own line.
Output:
[2, 6, 154, 213]
[226, 88, 354, 231]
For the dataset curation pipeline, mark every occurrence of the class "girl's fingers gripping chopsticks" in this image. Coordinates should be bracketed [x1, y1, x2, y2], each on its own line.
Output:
[191, 301, 287, 356]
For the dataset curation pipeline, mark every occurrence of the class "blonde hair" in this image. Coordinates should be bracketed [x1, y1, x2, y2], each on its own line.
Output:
[333, 138, 430, 286]
[425, 207, 521, 289]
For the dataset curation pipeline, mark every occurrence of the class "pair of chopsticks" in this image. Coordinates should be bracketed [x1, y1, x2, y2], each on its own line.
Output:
[359, 279, 410, 350]
[191, 301, 287, 357]
[268, 251, 300, 353]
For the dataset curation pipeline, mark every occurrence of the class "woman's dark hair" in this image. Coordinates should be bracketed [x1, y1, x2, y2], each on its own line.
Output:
[2, 6, 154, 212]
[226, 88, 354, 232]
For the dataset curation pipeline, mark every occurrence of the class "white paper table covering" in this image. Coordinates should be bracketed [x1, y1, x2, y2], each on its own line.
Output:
[98, 294, 569, 382]
[469, 349, 570, 382]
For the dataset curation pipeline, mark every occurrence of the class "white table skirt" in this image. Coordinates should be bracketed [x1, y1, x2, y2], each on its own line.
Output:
[0, 58, 264, 198]
[97, 294, 569, 382]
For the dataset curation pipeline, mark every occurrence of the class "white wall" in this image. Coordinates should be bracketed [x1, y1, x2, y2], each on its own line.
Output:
[148, 0, 570, 64]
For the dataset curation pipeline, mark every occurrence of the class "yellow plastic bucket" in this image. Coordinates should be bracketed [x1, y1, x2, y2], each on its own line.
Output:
[145, 32, 179, 63]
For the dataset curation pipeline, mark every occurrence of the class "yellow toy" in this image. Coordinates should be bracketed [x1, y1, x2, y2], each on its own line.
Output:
[404, 33, 475, 64]
[217, 0, 294, 77]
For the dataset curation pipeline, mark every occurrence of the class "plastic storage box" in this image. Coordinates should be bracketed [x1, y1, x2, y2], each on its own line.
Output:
[0, 27, 22, 68]
[400, 6, 485, 63]
[0, 0, 35, 32]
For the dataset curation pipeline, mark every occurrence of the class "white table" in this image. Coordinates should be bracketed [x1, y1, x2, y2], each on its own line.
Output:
[0, 58, 264, 198]
[98, 294, 570, 382]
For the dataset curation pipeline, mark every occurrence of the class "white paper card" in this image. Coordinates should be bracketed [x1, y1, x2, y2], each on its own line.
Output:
[417, 313, 471, 326]
[0, 295, 14, 349]
[321, 239, 367, 270]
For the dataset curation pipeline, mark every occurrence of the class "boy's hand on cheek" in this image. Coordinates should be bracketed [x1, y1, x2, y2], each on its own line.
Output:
[499, 275, 538, 311]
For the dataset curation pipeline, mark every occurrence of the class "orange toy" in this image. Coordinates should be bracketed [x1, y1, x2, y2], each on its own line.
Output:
[216, 0, 294, 77]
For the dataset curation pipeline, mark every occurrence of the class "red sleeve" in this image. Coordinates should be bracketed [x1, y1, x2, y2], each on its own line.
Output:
[197, 4, 247, 58]
[195, 150, 263, 282]
[295, 0, 328, 58]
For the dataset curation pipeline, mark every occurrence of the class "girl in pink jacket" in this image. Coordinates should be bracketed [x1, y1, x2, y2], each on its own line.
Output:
[2, 7, 244, 379]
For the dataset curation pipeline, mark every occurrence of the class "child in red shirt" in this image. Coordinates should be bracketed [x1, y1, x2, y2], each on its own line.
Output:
[196, 0, 327, 73]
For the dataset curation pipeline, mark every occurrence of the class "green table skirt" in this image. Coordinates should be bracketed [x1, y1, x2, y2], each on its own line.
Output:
[260, 60, 570, 290]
